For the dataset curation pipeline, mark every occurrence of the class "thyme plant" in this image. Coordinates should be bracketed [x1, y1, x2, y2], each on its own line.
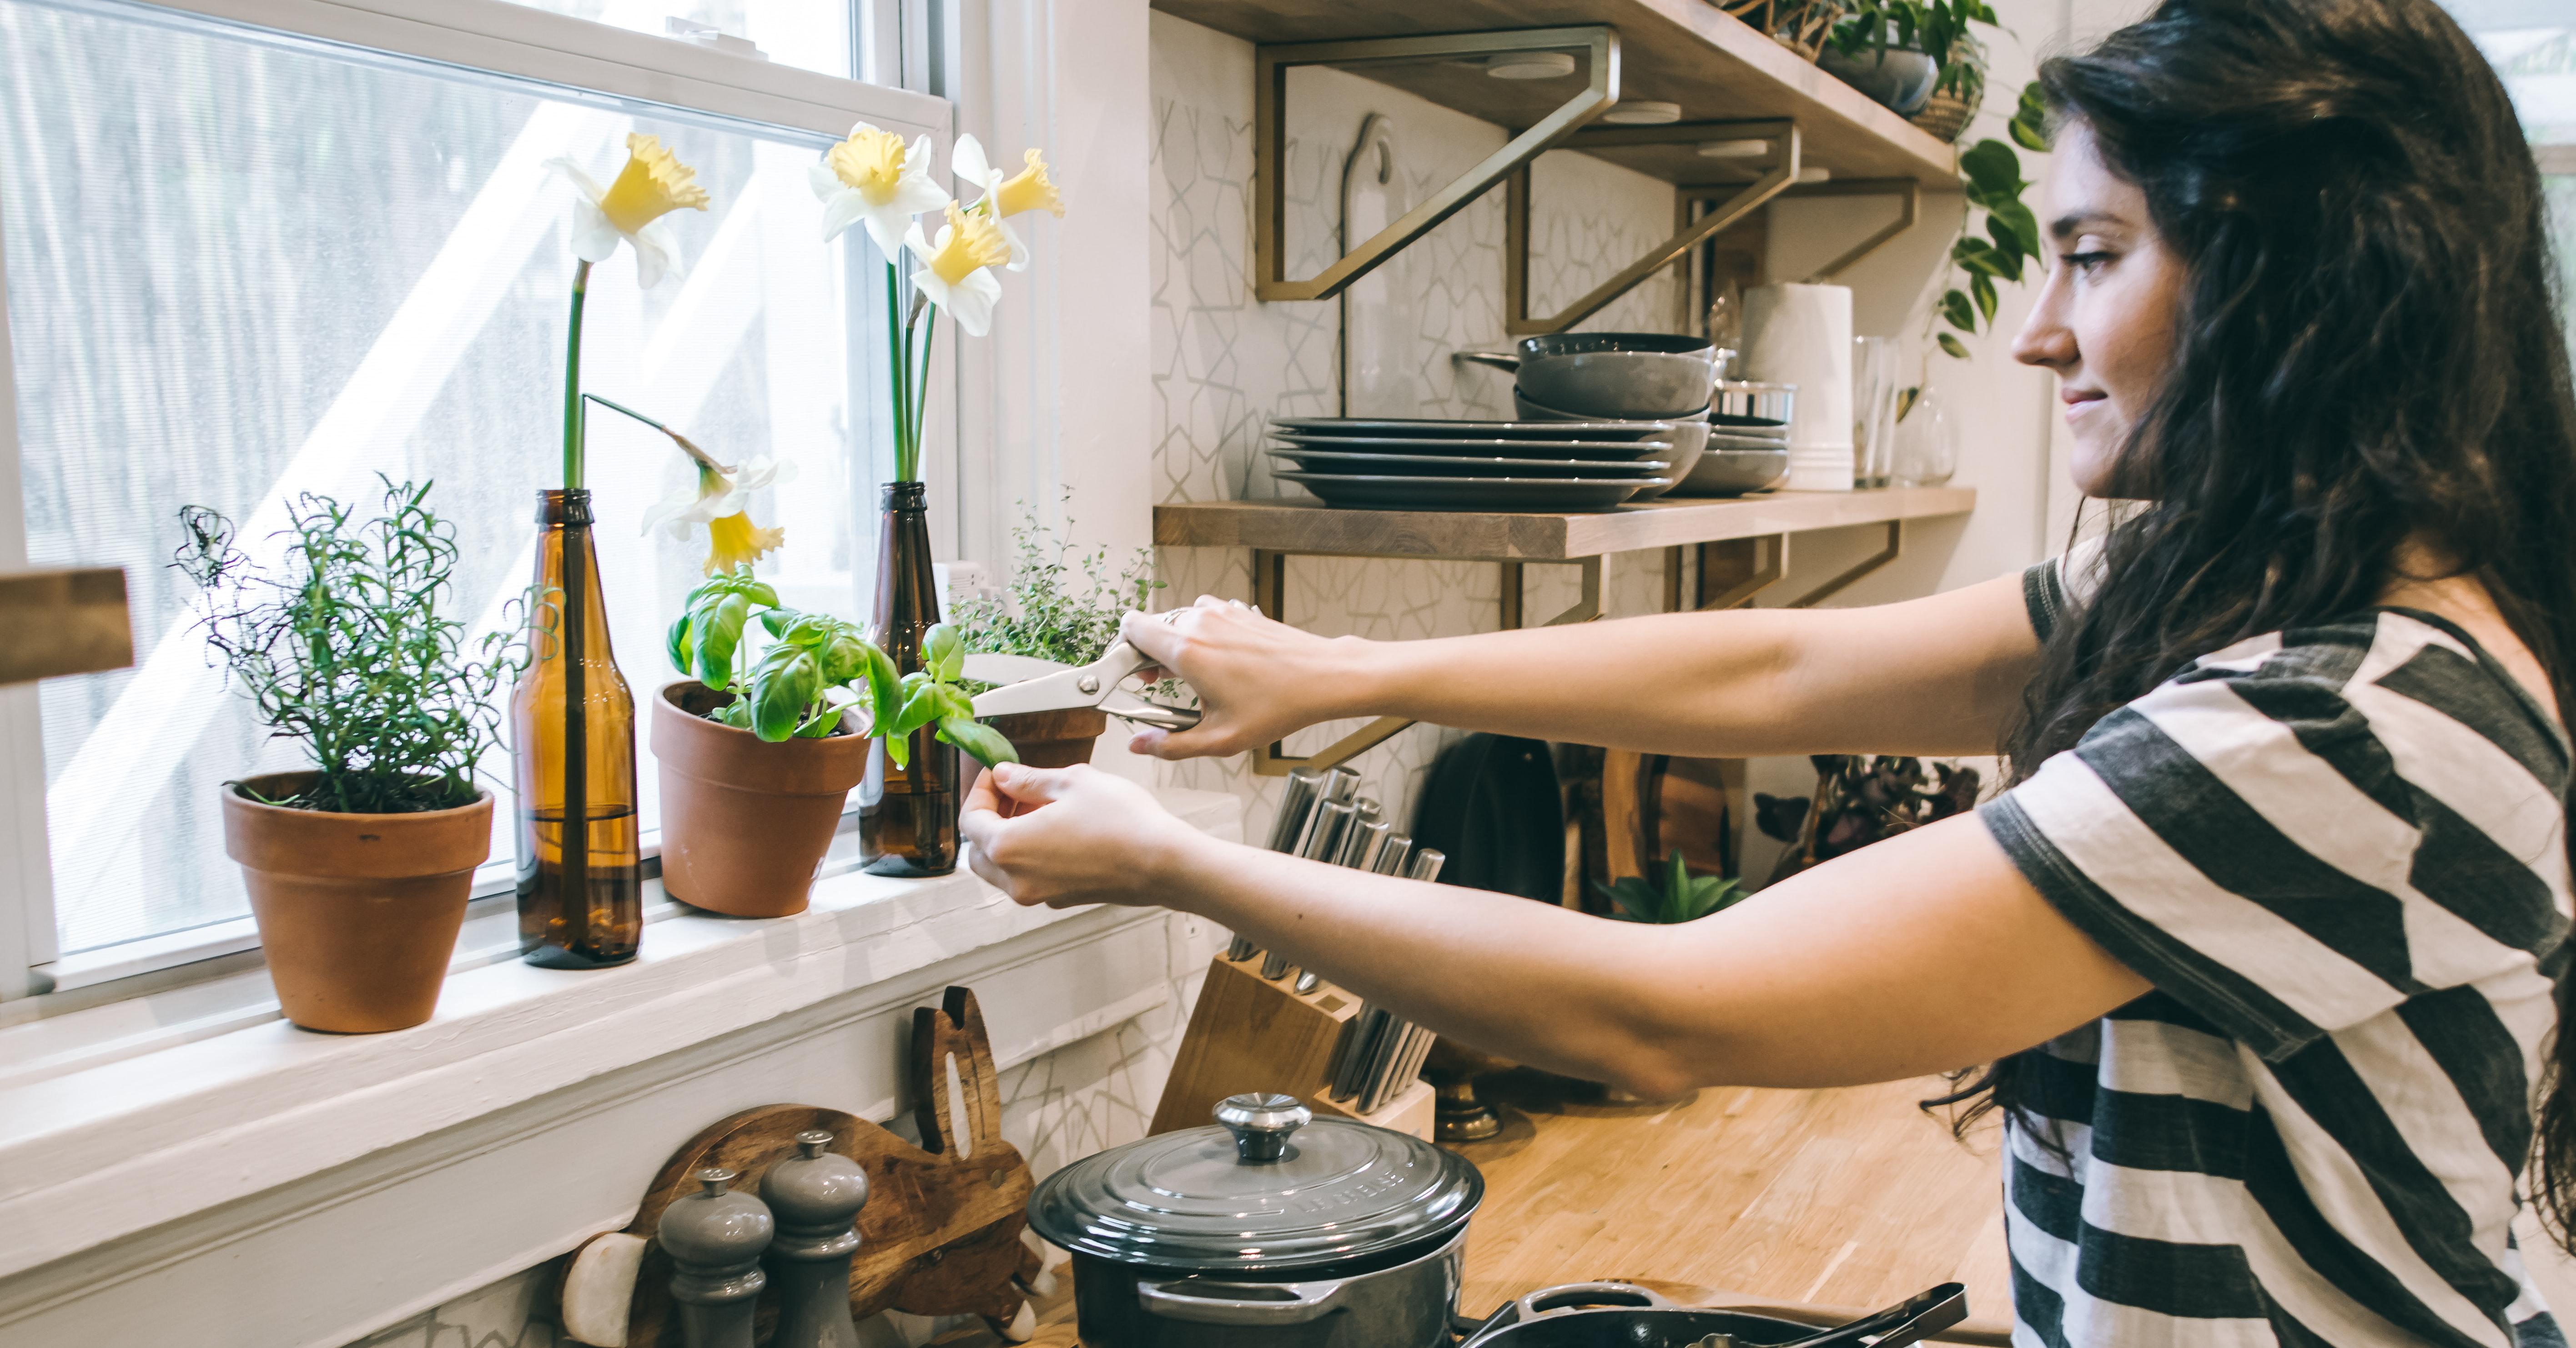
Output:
[175, 478, 529, 814]
[953, 506, 1162, 666]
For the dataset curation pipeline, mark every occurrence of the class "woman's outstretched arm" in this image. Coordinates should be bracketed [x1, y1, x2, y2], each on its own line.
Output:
[961, 764, 2146, 1097]
[1117, 570, 2042, 763]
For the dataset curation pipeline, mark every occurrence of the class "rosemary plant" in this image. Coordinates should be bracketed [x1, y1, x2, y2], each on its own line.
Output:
[175, 478, 530, 814]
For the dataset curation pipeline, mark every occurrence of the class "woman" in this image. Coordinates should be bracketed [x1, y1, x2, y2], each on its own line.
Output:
[965, 1, 2576, 1343]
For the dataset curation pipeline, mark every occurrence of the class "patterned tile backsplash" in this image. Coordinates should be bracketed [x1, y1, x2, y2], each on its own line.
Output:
[347, 14, 1690, 1346]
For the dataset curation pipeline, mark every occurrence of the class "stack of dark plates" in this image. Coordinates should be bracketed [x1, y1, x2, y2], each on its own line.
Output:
[1266, 417, 1678, 512]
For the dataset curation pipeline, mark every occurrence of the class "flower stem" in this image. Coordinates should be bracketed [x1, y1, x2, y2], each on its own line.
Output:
[562, 259, 592, 490]
[582, 393, 721, 471]
[912, 308, 937, 471]
[886, 259, 911, 481]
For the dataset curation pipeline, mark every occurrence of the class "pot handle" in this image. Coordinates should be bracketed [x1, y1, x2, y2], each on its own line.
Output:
[1136, 1277, 1345, 1325]
[1514, 1281, 1672, 1322]
[1452, 349, 1520, 374]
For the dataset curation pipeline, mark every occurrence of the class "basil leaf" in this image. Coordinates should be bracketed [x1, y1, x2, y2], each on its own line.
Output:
[938, 715, 1018, 768]
[924, 623, 964, 682]
[665, 610, 693, 676]
[751, 647, 818, 742]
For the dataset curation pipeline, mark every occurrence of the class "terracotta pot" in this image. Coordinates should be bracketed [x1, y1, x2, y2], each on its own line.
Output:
[959, 706, 1109, 800]
[221, 772, 492, 1034]
[653, 681, 870, 918]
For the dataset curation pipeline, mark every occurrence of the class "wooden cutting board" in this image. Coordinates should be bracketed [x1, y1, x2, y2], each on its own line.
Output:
[618, 986, 1040, 1344]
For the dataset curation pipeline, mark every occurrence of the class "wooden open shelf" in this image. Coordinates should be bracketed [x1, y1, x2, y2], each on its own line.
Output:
[1151, 0, 1957, 187]
[1154, 486, 1976, 561]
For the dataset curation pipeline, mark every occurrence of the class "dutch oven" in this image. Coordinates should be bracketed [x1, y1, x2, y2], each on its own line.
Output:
[1027, 1092, 1484, 1348]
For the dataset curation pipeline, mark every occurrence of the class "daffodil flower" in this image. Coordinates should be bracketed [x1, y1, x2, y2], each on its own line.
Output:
[904, 203, 1012, 337]
[550, 134, 710, 289]
[640, 449, 796, 576]
[948, 136, 1057, 273]
[810, 123, 951, 258]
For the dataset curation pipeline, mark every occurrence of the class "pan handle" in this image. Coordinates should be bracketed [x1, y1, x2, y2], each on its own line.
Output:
[1453, 349, 1521, 374]
[1513, 1281, 1673, 1322]
[1137, 1277, 1344, 1325]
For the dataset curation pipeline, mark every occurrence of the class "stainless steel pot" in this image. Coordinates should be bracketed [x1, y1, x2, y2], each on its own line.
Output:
[1461, 333, 1718, 421]
[1028, 1092, 1484, 1348]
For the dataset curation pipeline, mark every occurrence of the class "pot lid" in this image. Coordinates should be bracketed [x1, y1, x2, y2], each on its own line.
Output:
[1027, 1093, 1483, 1272]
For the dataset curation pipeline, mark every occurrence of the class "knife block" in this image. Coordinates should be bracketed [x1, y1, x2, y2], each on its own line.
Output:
[1150, 953, 1433, 1139]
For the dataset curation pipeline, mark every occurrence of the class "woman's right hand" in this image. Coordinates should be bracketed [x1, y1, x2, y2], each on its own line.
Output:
[1117, 596, 1371, 760]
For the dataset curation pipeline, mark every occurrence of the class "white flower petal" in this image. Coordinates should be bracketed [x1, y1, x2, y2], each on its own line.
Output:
[807, 160, 844, 202]
[889, 175, 952, 218]
[633, 220, 684, 288]
[862, 211, 913, 263]
[952, 134, 993, 188]
[995, 214, 1031, 272]
[639, 484, 700, 535]
[820, 189, 870, 243]
[569, 198, 622, 263]
[915, 265, 1002, 338]
[769, 458, 800, 487]
[547, 157, 607, 204]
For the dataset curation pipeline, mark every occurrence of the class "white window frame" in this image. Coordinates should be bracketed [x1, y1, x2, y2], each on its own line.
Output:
[0, 0, 962, 1001]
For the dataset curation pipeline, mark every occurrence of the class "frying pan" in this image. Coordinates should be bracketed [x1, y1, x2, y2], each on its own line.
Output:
[1411, 734, 1564, 904]
[1458, 1281, 1968, 1348]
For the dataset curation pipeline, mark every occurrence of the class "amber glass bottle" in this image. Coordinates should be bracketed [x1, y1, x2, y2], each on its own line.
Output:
[860, 481, 960, 876]
[512, 488, 644, 967]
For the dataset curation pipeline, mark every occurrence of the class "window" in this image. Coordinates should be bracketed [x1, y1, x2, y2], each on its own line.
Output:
[2445, 0, 2576, 341]
[502, 0, 854, 79]
[0, 0, 942, 980]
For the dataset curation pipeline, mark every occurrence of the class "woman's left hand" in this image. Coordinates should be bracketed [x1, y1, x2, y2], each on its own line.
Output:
[962, 763, 1203, 909]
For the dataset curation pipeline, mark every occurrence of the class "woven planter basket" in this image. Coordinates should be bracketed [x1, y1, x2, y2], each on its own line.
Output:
[1909, 89, 1977, 142]
[1717, 0, 1849, 62]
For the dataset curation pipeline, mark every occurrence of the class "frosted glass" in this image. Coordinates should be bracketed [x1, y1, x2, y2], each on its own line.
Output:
[2, 1, 880, 954]
[503, 0, 854, 80]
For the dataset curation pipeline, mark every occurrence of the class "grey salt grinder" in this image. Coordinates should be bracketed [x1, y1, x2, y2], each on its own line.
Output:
[659, 1167, 774, 1348]
[760, 1130, 870, 1348]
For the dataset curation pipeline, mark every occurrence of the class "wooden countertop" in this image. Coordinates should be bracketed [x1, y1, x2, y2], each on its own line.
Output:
[1453, 1070, 2011, 1329]
[955, 1072, 2013, 1344]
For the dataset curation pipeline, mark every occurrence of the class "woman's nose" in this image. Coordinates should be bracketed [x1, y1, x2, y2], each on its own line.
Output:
[2012, 269, 2078, 371]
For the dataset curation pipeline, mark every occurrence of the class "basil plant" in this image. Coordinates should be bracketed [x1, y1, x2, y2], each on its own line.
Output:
[667, 567, 1016, 767]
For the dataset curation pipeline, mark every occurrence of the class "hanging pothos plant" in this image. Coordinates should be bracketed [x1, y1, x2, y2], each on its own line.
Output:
[1921, 84, 2053, 371]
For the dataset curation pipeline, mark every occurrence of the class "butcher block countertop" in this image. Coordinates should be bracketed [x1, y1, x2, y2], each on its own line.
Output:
[953, 1073, 2015, 1344]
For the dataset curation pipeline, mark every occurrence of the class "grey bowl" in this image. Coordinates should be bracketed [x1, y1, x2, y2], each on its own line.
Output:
[1516, 353, 1715, 419]
[1509, 395, 1708, 499]
[1668, 447, 1790, 497]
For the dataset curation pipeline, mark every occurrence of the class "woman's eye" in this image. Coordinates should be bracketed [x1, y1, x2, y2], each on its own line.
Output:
[2060, 251, 2114, 275]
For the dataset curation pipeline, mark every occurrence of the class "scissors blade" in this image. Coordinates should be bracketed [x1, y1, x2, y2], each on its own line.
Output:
[964, 637, 1163, 719]
[961, 652, 1067, 686]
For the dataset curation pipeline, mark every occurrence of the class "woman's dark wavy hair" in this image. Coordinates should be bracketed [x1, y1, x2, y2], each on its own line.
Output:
[1927, 0, 2576, 1243]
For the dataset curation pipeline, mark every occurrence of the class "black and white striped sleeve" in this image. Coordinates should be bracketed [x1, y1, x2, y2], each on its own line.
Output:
[1979, 655, 2551, 1062]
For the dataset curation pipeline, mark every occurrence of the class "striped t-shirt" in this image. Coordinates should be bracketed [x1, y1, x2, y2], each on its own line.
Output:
[1985, 556, 2572, 1347]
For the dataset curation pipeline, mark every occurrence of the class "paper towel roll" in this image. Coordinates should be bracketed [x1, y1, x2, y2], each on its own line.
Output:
[1744, 283, 1855, 491]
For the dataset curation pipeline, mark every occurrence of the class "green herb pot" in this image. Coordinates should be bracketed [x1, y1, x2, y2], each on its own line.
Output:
[654, 682, 869, 919]
[221, 771, 491, 1034]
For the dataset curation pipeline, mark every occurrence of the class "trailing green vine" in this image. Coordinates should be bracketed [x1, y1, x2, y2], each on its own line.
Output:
[174, 477, 533, 814]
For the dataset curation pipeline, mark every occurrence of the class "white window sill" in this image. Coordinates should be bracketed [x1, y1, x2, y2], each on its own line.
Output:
[0, 786, 1241, 1287]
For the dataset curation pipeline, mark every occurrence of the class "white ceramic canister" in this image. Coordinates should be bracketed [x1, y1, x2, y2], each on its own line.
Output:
[1743, 283, 1855, 491]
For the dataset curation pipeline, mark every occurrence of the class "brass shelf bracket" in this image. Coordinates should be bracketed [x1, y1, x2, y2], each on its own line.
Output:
[1795, 178, 1922, 281]
[1249, 551, 1602, 776]
[1784, 520, 1904, 608]
[1254, 27, 1620, 303]
[1506, 120, 1800, 336]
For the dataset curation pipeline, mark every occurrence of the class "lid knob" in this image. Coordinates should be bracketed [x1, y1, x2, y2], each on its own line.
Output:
[1214, 1092, 1310, 1164]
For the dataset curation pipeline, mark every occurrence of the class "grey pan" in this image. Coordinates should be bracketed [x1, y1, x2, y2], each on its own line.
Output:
[1268, 448, 1673, 477]
[1456, 333, 1718, 421]
[1668, 447, 1791, 497]
[1276, 471, 1653, 512]
[1270, 416, 1677, 442]
[1270, 431, 1676, 459]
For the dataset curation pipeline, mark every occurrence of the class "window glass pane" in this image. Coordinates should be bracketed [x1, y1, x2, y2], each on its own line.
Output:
[502, 0, 854, 81]
[3, 0, 883, 954]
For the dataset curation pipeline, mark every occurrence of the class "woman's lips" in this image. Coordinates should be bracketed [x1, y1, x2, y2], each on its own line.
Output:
[2063, 389, 2107, 422]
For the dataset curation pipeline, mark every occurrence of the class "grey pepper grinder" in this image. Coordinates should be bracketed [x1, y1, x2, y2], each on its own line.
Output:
[760, 1129, 871, 1348]
[658, 1167, 774, 1348]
